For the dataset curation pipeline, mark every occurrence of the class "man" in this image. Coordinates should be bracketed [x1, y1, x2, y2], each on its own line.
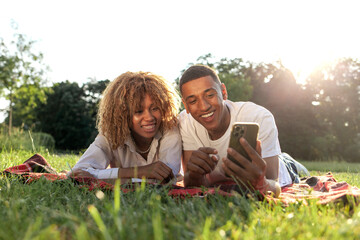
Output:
[179, 65, 307, 196]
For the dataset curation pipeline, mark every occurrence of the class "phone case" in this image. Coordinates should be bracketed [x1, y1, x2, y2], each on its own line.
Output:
[227, 122, 259, 166]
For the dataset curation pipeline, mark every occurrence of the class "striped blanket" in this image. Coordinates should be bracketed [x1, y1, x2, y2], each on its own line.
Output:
[2, 154, 359, 206]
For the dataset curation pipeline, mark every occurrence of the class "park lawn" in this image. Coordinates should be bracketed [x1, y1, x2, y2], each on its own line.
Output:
[0, 150, 360, 240]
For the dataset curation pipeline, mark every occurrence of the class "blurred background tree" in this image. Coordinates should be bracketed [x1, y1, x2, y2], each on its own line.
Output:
[0, 33, 48, 135]
[306, 58, 360, 161]
[34, 80, 108, 150]
[2, 34, 359, 159]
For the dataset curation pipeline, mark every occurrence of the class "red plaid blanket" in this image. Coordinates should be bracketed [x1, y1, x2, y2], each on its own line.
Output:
[2, 154, 360, 205]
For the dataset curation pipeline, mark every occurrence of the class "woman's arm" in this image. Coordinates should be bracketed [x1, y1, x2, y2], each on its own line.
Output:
[69, 135, 118, 179]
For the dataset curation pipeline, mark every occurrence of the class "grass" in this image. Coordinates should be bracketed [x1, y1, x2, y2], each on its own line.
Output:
[0, 127, 55, 153]
[1, 150, 360, 239]
[302, 160, 360, 173]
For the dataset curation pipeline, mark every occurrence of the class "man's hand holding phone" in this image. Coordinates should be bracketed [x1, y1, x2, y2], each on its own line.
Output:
[222, 122, 269, 192]
[223, 137, 268, 189]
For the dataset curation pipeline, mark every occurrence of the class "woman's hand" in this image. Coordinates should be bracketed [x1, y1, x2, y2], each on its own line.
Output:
[69, 169, 95, 178]
[138, 162, 174, 181]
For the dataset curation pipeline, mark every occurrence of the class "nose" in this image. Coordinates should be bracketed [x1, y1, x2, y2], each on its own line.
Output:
[199, 97, 211, 111]
[144, 109, 155, 121]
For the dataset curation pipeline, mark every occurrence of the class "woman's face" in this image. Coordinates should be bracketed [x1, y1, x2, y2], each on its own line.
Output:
[131, 94, 162, 142]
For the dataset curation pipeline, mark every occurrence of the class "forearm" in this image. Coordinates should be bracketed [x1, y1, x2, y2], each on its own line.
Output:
[264, 156, 279, 180]
[70, 167, 118, 179]
[118, 166, 147, 179]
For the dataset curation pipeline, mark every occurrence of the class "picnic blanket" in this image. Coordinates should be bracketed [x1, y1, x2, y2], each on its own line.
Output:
[2, 154, 360, 206]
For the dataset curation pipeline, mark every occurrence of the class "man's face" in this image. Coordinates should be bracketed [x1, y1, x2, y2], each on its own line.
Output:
[181, 76, 229, 135]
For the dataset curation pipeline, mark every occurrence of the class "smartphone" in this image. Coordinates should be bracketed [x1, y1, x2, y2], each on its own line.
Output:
[227, 122, 259, 166]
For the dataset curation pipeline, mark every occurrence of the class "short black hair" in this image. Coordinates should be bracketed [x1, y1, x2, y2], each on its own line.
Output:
[179, 65, 221, 95]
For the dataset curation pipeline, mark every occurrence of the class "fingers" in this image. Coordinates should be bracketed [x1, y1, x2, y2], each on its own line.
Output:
[157, 164, 172, 179]
[239, 138, 266, 169]
[187, 148, 218, 174]
[198, 147, 218, 155]
[223, 138, 267, 187]
[256, 140, 262, 156]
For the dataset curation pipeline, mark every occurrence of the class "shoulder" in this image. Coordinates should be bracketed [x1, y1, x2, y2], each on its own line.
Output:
[179, 109, 191, 123]
[92, 134, 121, 154]
[162, 125, 181, 139]
[228, 100, 274, 121]
[93, 134, 111, 148]
[178, 109, 196, 132]
[159, 125, 182, 150]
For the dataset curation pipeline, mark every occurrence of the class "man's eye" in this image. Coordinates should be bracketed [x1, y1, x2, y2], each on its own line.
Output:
[188, 100, 197, 105]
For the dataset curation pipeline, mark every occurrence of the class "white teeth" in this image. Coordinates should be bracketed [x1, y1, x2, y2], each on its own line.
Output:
[201, 112, 214, 118]
[143, 125, 155, 129]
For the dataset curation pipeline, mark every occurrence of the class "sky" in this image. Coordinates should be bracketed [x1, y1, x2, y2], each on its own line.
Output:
[1, 0, 360, 121]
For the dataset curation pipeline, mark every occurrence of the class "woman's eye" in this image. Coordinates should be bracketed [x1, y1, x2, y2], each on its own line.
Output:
[152, 107, 160, 111]
[135, 110, 143, 114]
[207, 93, 215, 98]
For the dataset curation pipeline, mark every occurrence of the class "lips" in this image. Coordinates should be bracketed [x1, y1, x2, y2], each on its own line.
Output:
[200, 111, 215, 123]
[142, 124, 157, 132]
[201, 112, 214, 118]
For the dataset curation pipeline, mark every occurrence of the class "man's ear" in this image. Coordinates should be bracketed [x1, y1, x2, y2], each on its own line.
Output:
[182, 98, 190, 114]
[221, 83, 228, 100]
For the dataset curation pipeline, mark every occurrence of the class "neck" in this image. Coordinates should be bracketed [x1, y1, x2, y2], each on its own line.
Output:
[131, 133, 153, 151]
[208, 105, 231, 140]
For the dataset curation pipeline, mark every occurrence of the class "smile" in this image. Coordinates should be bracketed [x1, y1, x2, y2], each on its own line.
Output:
[142, 124, 156, 130]
[201, 112, 214, 118]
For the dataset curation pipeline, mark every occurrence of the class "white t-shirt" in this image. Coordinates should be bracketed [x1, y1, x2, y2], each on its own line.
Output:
[70, 126, 182, 179]
[179, 100, 292, 186]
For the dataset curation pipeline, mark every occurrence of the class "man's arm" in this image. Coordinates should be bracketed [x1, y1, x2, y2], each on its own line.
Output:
[263, 155, 279, 180]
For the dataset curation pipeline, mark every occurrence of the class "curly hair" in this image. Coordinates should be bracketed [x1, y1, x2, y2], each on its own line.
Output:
[97, 71, 180, 149]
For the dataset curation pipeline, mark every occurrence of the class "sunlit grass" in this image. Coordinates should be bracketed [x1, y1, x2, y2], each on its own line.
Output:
[1, 150, 360, 239]
[302, 160, 360, 173]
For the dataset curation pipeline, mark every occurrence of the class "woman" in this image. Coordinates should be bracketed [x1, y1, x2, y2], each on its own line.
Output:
[70, 71, 181, 183]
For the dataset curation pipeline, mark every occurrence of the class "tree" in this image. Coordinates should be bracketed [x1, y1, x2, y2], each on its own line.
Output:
[244, 62, 321, 160]
[35, 79, 109, 150]
[82, 79, 110, 146]
[10, 83, 48, 128]
[306, 58, 360, 161]
[0, 33, 47, 135]
[36, 81, 93, 150]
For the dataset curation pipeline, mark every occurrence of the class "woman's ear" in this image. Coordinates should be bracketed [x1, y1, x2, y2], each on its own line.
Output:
[221, 83, 228, 100]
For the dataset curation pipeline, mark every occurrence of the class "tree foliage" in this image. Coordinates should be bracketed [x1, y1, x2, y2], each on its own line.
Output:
[0, 33, 47, 134]
[247, 62, 321, 160]
[35, 81, 92, 150]
[306, 58, 360, 161]
[35, 80, 109, 150]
